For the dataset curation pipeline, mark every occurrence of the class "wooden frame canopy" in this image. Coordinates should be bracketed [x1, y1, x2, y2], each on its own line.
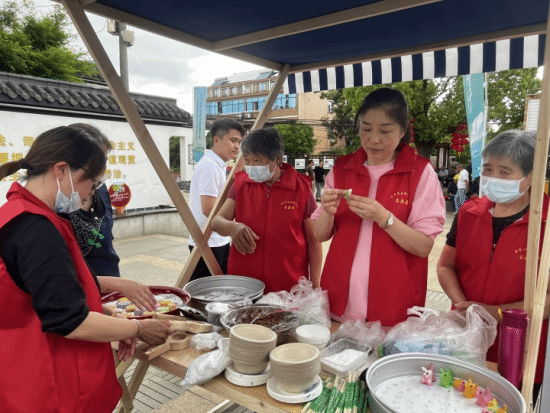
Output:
[58, 1, 550, 411]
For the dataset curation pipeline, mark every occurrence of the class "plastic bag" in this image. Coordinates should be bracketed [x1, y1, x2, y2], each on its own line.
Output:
[328, 319, 386, 351]
[378, 305, 498, 365]
[190, 332, 224, 351]
[181, 338, 231, 390]
[256, 276, 331, 328]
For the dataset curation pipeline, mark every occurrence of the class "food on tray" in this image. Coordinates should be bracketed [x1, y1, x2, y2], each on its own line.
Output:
[104, 293, 185, 319]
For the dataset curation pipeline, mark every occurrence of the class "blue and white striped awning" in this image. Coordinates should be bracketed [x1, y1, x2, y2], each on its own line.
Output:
[284, 34, 546, 94]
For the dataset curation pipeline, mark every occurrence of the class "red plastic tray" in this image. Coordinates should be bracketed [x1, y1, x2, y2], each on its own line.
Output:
[101, 285, 191, 319]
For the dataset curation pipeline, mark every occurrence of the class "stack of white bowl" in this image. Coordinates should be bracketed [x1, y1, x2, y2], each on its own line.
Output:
[229, 324, 277, 374]
[269, 343, 321, 393]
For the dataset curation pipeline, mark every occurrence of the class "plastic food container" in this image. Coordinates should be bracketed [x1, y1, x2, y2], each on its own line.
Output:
[205, 302, 234, 327]
[366, 353, 525, 413]
[320, 338, 371, 375]
[296, 324, 331, 349]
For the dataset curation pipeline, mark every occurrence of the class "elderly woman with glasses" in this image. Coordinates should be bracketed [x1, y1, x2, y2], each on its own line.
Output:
[437, 129, 549, 386]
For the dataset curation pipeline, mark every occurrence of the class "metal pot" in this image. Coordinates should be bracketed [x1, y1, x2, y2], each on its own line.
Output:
[366, 353, 525, 413]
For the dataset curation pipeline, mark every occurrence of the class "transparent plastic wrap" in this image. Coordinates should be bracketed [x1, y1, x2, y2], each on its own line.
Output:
[190, 332, 224, 351]
[256, 276, 331, 328]
[328, 319, 386, 351]
[181, 338, 231, 390]
[220, 304, 299, 345]
[378, 305, 498, 365]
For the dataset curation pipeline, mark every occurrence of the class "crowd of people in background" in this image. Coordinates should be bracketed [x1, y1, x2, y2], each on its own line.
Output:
[436, 160, 480, 214]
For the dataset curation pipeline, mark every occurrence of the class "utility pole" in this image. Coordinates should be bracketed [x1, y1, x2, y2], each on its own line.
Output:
[107, 20, 134, 91]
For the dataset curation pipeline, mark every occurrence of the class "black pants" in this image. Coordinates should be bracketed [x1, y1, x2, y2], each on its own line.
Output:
[188, 243, 230, 282]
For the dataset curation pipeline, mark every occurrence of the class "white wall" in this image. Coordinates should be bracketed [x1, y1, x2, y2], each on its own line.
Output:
[0, 110, 192, 210]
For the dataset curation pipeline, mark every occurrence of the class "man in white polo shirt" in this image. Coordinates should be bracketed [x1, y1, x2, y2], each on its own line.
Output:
[189, 119, 245, 280]
[454, 163, 470, 213]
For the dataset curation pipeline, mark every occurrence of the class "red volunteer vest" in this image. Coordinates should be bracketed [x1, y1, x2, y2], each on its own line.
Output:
[227, 163, 311, 293]
[320, 145, 430, 326]
[455, 195, 548, 382]
[0, 183, 121, 413]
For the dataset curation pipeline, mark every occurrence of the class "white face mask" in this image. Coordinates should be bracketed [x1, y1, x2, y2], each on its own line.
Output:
[481, 175, 529, 204]
[245, 163, 275, 183]
[54, 169, 82, 213]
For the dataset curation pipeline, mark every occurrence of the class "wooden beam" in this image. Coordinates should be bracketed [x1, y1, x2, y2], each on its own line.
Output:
[79, 0, 97, 5]
[521, 4, 550, 411]
[289, 23, 546, 74]
[61, 0, 222, 275]
[212, 0, 441, 51]
[175, 64, 290, 288]
[54, 0, 282, 71]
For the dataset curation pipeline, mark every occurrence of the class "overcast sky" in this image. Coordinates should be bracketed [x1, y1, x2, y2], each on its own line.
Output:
[26, 0, 263, 113]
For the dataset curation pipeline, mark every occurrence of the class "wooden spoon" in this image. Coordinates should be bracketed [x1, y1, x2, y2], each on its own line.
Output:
[143, 332, 191, 360]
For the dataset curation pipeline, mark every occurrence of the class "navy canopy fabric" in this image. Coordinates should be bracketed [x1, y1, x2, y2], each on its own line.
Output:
[83, 0, 549, 91]
[284, 34, 546, 93]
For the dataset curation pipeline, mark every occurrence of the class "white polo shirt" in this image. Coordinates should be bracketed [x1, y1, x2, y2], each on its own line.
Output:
[188, 149, 231, 247]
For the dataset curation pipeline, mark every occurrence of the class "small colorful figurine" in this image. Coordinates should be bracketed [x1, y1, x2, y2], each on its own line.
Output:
[486, 398, 499, 411]
[421, 364, 435, 386]
[475, 386, 493, 407]
[453, 378, 465, 391]
[439, 368, 453, 388]
[463, 379, 478, 398]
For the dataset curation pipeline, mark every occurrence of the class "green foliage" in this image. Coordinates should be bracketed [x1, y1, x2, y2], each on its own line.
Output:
[272, 122, 317, 157]
[169, 136, 180, 171]
[322, 68, 542, 160]
[0, 0, 98, 82]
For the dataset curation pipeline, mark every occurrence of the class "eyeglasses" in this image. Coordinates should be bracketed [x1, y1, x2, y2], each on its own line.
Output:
[91, 178, 105, 191]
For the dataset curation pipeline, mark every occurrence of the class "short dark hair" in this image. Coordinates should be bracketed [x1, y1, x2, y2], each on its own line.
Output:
[210, 119, 245, 141]
[69, 123, 112, 151]
[482, 130, 536, 175]
[0, 125, 107, 182]
[308, 160, 314, 165]
[241, 128, 284, 162]
[355, 88, 411, 146]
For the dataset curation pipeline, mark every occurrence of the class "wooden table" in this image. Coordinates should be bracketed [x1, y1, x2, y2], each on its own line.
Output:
[117, 326, 498, 413]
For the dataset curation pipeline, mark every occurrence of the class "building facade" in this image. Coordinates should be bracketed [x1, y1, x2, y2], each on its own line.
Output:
[206, 70, 344, 155]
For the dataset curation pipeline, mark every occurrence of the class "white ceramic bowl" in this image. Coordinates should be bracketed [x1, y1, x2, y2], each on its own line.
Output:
[296, 324, 331, 349]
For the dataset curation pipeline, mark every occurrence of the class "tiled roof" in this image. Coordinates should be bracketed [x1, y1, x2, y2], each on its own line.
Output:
[0, 71, 191, 124]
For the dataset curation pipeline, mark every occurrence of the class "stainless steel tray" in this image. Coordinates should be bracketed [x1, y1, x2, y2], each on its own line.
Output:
[183, 275, 264, 312]
[366, 353, 525, 413]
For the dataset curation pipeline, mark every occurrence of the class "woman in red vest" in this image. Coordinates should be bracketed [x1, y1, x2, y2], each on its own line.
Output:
[0, 126, 173, 413]
[437, 129, 548, 385]
[212, 128, 322, 293]
[313, 88, 445, 326]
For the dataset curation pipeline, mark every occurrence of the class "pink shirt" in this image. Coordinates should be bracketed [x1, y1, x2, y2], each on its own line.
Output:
[312, 160, 445, 322]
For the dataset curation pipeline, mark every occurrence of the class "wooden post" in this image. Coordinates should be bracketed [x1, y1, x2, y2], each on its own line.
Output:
[521, 5, 550, 409]
[175, 64, 291, 287]
[60, 0, 222, 275]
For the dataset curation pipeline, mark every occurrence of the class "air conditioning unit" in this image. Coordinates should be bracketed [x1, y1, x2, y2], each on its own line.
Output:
[245, 113, 252, 119]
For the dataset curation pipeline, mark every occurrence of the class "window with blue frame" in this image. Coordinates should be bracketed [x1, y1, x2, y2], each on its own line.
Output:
[246, 96, 266, 111]
[206, 102, 218, 115]
[211, 99, 244, 114]
[272, 93, 296, 110]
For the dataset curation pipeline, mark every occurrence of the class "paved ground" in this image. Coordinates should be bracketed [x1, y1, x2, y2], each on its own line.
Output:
[113, 204, 454, 413]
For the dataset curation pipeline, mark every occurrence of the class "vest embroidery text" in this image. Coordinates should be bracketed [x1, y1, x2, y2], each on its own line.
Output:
[281, 200, 298, 210]
[390, 191, 409, 205]
[515, 247, 527, 260]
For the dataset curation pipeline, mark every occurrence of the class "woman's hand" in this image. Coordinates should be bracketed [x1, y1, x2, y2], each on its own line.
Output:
[138, 319, 173, 343]
[345, 194, 389, 226]
[229, 222, 259, 254]
[116, 337, 137, 361]
[454, 301, 501, 323]
[115, 279, 158, 312]
[320, 189, 346, 216]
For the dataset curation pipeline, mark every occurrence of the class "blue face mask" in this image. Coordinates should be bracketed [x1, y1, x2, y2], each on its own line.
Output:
[54, 169, 82, 213]
[481, 175, 528, 204]
[245, 163, 275, 183]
